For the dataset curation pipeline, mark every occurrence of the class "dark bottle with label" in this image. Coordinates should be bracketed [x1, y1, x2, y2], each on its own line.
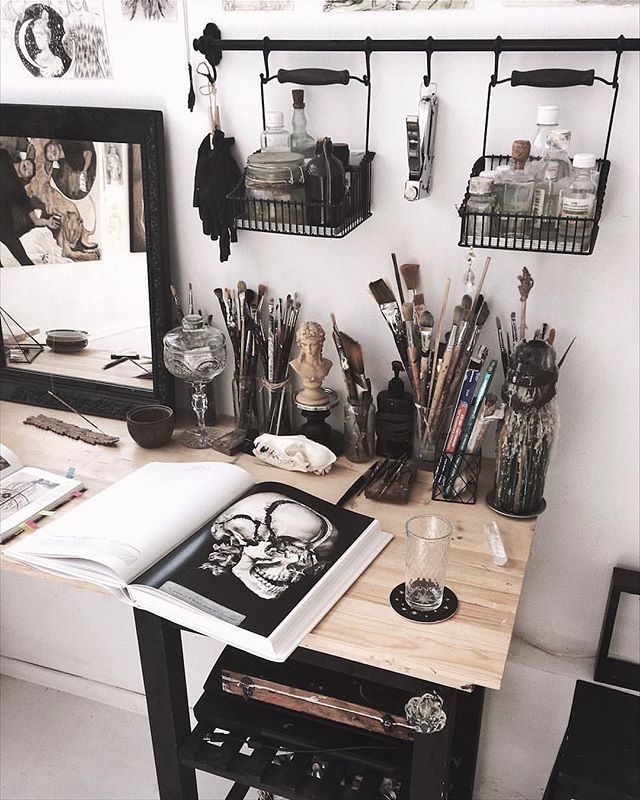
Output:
[374, 361, 414, 458]
[304, 137, 345, 227]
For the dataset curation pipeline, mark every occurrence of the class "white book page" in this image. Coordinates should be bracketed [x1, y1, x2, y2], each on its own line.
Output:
[0, 443, 23, 478]
[5, 462, 254, 586]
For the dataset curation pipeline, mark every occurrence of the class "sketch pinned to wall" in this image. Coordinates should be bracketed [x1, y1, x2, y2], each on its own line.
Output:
[323, 0, 472, 10]
[128, 143, 146, 253]
[121, 0, 178, 21]
[222, 0, 294, 10]
[504, 0, 636, 5]
[0, 136, 101, 267]
[0, 1, 112, 79]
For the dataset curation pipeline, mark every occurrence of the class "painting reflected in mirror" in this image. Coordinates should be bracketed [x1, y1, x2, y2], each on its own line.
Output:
[1, 135, 152, 390]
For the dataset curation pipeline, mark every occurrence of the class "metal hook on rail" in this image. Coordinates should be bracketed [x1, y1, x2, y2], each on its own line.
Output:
[491, 36, 503, 86]
[260, 36, 271, 84]
[362, 36, 372, 86]
[423, 36, 434, 87]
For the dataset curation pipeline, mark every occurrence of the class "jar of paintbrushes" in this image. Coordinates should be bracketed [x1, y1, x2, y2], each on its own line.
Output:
[343, 398, 375, 463]
[259, 377, 293, 436]
[329, 314, 375, 464]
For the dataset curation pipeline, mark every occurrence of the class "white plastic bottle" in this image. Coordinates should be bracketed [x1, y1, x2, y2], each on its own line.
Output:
[260, 112, 291, 153]
[531, 105, 559, 159]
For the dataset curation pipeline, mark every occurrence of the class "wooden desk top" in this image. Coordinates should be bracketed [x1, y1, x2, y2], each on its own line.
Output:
[0, 400, 536, 691]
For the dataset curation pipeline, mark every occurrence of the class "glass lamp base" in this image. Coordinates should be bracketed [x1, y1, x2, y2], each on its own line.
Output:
[177, 427, 216, 449]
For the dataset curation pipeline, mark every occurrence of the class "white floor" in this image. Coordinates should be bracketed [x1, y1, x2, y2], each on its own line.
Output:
[0, 675, 233, 800]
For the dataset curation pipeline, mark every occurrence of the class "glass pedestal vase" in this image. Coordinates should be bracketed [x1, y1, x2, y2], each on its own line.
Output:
[343, 398, 375, 463]
[413, 403, 437, 470]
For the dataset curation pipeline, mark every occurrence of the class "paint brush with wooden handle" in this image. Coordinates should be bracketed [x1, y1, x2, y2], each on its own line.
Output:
[427, 277, 451, 409]
[369, 278, 409, 372]
[391, 253, 405, 305]
[400, 262, 420, 301]
[416, 306, 434, 405]
[428, 321, 458, 430]
[402, 302, 421, 395]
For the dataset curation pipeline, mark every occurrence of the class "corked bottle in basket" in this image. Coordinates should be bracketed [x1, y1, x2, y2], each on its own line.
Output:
[304, 137, 345, 227]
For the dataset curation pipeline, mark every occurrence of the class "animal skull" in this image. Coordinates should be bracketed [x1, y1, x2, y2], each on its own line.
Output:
[253, 434, 336, 475]
[200, 492, 337, 600]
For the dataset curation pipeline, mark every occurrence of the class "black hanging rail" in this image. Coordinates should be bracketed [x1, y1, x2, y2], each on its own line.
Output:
[196, 34, 639, 56]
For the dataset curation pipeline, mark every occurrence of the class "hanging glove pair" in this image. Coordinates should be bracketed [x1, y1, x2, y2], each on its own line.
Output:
[193, 129, 241, 262]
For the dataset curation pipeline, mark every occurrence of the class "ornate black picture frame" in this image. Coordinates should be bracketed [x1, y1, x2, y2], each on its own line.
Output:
[595, 567, 640, 692]
[0, 104, 173, 419]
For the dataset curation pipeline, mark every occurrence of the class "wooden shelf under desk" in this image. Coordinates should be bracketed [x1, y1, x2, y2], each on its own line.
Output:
[0, 400, 536, 692]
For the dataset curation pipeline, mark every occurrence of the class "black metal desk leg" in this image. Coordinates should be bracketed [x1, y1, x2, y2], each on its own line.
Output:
[134, 609, 198, 800]
[450, 686, 485, 800]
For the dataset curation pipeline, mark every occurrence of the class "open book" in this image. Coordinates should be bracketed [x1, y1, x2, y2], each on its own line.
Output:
[0, 444, 84, 543]
[5, 462, 390, 661]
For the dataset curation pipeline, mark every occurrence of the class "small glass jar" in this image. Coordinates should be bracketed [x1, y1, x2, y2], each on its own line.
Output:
[245, 152, 305, 226]
[465, 175, 497, 244]
[344, 398, 375, 463]
[259, 378, 293, 436]
[413, 403, 437, 470]
[232, 374, 259, 434]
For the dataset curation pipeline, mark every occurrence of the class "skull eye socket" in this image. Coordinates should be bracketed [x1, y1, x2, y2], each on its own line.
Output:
[217, 514, 264, 544]
[263, 539, 318, 575]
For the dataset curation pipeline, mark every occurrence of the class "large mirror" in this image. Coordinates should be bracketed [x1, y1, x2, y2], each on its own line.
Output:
[0, 105, 173, 418]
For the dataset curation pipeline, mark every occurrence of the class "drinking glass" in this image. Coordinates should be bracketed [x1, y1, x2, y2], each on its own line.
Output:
[405, 515, 452, 611]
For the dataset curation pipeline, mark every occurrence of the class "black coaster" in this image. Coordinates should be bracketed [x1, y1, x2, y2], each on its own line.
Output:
[389, 584, 459, 623]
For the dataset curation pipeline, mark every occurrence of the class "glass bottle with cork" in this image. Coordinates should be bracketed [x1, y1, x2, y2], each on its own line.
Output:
[290, 90, 315, 159]
[500, 139, 535, 239]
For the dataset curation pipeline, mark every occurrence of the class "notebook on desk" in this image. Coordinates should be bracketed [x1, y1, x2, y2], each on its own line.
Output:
[0, 443, 83, 543]
[4, 461, 390, 661]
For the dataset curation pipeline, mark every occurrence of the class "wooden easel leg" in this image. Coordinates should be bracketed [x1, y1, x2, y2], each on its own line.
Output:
[134, 609, 198, 800]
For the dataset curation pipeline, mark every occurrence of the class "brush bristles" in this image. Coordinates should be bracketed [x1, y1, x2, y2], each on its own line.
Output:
[476, 302, 490, 327]
[402, 302, 414, 322]
[413, 292, 424, 307]
[416, 308, 433, 328]
[400, 262, 420, 291]
[369, 278, 396, 305]
[341, 332, 365, 375]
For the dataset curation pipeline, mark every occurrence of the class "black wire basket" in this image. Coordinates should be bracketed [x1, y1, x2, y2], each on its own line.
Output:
[228, 151, 374, 238]
[458, 154, 610, 255]
[458, 53, 622, 257]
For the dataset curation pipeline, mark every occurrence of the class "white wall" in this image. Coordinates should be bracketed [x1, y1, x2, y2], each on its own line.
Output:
[1, 2, 638, 798]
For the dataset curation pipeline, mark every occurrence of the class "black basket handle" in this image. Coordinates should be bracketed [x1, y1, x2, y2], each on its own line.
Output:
[276, 68, 350, 86]
[510, 68, 595, 88]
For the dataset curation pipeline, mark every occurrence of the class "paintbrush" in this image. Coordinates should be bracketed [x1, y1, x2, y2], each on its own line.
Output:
[170, 285, 184, 319]
[496, 316, 509, 376]
[391, 253, 405, 305]
[427, 277, 451, 409]
[472, 256, 491, 313]
[428, 320, 458, 430]
[369, 278, 409, 371]
[441, 300, 491, 416]
[517, 267, 534, 341]
[330, 313, 358, 401]
[558, 336, 576, 369]
[416, 306, 434, 405]
[402, 302, 421, 395]
[510, 311, 518, 345]
[400, 262, 420, 301]
[341, 331, 370, 398]
[546, 328, 556, 346]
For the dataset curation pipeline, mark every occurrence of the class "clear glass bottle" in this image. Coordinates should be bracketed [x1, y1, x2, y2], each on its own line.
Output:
[259, 377, 293, 436]
[260, 111, 291, 153]
[344, 397, 375, 463]
[465, 175, 497, 245]
[232, 374, 260, 434]
[532, 128, 572, 181]
[558, 153, 598, 246]
[163, 315, 227, 448]
[290, 89, 316, 159]
[531, 104, 559, 159]
[500, 140, 535, 240]
[492, 164, 512, 211]
[532, 161, 561, 236]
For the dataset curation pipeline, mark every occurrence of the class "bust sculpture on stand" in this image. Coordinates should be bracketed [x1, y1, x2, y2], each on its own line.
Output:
[290, 321, 343, 455]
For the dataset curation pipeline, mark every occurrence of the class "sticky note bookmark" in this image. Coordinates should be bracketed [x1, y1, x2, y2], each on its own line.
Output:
[66, 467, 76, 479]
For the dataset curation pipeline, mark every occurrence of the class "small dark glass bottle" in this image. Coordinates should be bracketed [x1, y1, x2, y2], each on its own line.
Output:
[304, 137, 345, 227]
[374, 361, 414, 458]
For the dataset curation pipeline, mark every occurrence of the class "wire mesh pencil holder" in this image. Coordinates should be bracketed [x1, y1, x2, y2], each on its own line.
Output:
[431, 445, 482, 505]
[228, 40, 375, 239]
[458, 42, 625, 256]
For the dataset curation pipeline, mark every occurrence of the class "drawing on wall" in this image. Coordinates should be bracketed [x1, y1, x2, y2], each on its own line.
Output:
[121, 0, 177, 21]
[199, 492, 339, 601]
[128, 143, 146, 253]
[0, 136, 101, 267]
[104, 143, 123, 185]
[0, 1, 112, 78]
[0, 476, 59, 522]
[222, 0, 294, 10]
[504, 0, 636, 4]
[323, 0, 472, 10]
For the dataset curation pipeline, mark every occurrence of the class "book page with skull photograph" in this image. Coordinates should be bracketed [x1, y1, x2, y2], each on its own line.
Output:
[129, 482, 388, 658]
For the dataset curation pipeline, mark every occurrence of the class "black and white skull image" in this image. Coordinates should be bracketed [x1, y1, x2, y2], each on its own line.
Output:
[199, 492, 338, 600]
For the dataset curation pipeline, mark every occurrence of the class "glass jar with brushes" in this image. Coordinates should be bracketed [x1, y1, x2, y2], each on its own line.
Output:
[259, 377, 293, 436]
[343, 397, 375, 463]
[232, 373, 260, 435]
